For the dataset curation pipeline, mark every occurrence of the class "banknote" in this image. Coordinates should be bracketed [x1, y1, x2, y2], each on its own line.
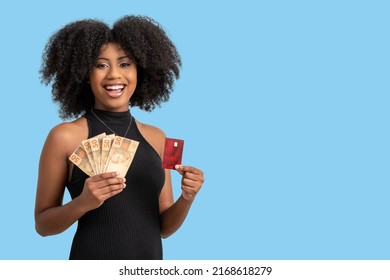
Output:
[69, 145, 94, 177]
[69, 134, 139, 178]
[100, 134, 115, 173]
[89, 137, 101, 174]
[105, 136, 139, 178]
[81, 139, 95, 174]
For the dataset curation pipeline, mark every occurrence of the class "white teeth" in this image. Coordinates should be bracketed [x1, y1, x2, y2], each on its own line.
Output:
[105, 85, 125, 90]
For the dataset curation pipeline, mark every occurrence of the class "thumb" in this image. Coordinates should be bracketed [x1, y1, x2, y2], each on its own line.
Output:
[175, 165, 184, 175]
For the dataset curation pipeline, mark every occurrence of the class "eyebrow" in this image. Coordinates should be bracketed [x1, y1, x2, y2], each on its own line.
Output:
[96, 56, 130, 61]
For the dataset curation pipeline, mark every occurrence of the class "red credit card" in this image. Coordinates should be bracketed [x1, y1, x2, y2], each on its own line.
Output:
[162, 138, 184, 169]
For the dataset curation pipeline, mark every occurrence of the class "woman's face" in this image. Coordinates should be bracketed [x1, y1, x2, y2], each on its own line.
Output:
[89, 42, 137, 112]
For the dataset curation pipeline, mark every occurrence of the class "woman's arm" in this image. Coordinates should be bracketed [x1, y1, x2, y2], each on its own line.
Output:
[134, 120, 205, 238]
[35, 124, 85, 236]
[159, 166, 204, 238]
[34, 123, 126, 236]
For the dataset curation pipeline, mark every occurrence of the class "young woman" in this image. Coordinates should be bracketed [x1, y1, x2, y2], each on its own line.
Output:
[35, 15, 204, 260]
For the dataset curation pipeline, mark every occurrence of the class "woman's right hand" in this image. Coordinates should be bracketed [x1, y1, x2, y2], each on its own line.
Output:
[79, 172, 126, 211]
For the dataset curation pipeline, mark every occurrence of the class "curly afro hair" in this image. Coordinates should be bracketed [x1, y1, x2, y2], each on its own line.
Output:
[40, 15, 182, 120]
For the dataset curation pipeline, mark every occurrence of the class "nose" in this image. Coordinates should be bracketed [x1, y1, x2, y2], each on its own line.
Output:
[107, 65, 121, 79]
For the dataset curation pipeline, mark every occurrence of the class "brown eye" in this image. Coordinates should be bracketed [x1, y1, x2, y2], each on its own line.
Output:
[119, 62, 132, 68]
[96, 63, 109, 69]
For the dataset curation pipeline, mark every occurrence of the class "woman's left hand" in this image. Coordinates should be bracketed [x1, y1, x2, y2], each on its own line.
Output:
[175, 165, 204, 201]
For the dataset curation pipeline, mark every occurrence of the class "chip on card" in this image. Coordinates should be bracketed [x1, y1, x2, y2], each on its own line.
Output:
[162, 138, 184, 169]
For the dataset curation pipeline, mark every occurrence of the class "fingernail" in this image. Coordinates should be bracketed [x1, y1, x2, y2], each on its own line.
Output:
[123, 183, 127, 188]
[175, 165, 181, 170]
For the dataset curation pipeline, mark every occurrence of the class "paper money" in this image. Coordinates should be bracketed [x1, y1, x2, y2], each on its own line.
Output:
[89, 137, 101, 174]
[100, 134, 115, 173]
[81, 140, 95, 174]
[69, 145, 94, 177]
[69, 134, 139, 177]
[105, 136, 139, 178]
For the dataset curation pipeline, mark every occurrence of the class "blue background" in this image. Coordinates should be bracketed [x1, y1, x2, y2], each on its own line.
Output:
[0, 0, 389, 259]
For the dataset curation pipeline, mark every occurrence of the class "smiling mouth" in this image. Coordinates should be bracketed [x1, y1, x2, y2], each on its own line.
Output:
[104, 84, 126, 97]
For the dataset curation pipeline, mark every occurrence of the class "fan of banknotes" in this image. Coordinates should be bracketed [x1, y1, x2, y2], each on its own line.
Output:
[69, 133, 139, 177]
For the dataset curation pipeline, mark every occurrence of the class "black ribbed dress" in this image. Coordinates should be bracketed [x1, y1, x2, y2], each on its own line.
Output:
[66, 109, 165, 260]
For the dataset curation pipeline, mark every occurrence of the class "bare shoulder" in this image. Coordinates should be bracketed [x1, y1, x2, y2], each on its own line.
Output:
[44, 117, 88, 157]
[135, 120, 166, 157]
[136, 120, 166, 138]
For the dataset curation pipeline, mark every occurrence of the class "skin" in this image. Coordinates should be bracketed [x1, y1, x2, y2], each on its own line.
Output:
[35, 42, 204, 239]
